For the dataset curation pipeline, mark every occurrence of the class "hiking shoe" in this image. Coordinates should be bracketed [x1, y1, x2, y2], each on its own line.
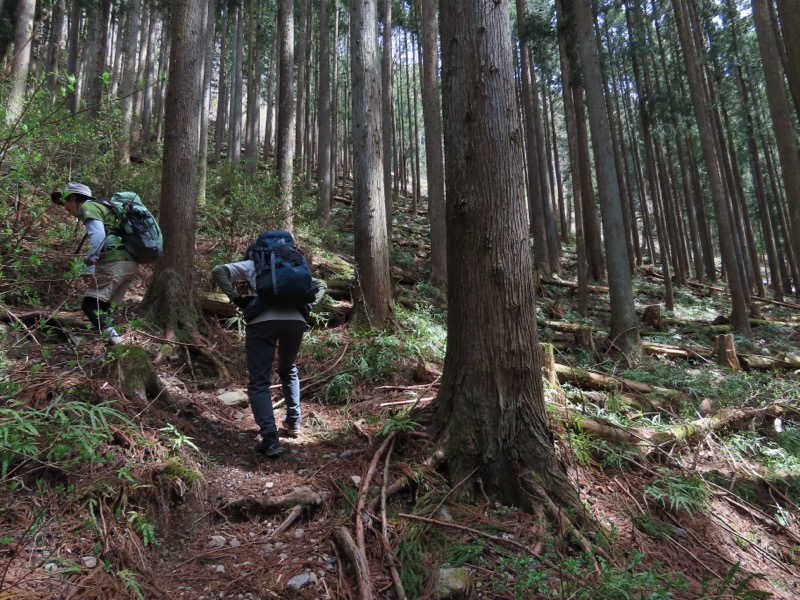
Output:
[254, 433, 283, 457]
[280, 419, 301, 438]
[102, 327, 124, 346]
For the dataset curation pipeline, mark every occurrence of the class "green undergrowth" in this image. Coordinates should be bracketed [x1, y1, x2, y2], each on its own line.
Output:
[302, 304, 446, 404]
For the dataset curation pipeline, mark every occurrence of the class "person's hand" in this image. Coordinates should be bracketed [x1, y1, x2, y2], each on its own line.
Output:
[232, 295, 251, 310]
[81, 274, 96, 285]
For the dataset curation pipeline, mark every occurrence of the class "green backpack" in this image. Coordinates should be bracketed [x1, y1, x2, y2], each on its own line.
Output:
[93, 192, 164, 264]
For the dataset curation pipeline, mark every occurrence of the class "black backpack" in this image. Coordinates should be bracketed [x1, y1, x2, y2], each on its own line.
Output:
[246, 231, 316, 307]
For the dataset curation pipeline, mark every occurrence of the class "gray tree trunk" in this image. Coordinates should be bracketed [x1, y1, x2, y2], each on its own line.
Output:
[420, 0, 446, 286]
[198, 0, 217, 206]
[381, 0, 393, 242]
[276, 0, 297, 229]
[118, 0, 142, 163]
[573, 0, 641, 359]
[752, 0, 800, 293]
[86, 0, 112, 120]
[5, 0, 35, 125]
[140, 2, 158, 147]
[66, 1, 81, 114]
[228, 4, 244, 164]
[214, 3, 229, 160]
[46, 0, 65, 91]
[295, 0, 309, 161]
[438, 0, 582, 515]
[317, 0, 332, 224]
[673, 0, 751, 333]
[245, 2, 261, 177]
[349, 0, 394, 329]
[775, 0, 800, 117]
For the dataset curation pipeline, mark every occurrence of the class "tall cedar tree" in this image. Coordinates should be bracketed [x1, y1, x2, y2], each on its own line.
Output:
[143, 0, 205, 331]
[350, 0, 394, 329]
[437, 0, 582, 514]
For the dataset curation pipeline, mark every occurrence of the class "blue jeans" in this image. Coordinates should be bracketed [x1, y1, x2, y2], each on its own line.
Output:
[245, 320, 306, 437]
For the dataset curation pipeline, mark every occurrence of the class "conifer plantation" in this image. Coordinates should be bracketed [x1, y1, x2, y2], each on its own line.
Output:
[0, 0, 799, 598]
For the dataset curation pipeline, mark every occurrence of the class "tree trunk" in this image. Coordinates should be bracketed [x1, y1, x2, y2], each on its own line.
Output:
[672, 0, 751, 334]
[438, 0, 581, 514]
[556, 0, 589, 315]
[295, 0, 309, 161]
[516, 0, 551, 276]
[66, 1, 81, 114]
[197, 0, 217, 206]
[245, 2, 261, 177]
[228, 4, 244, 164]
[419, 0, 446, 286]
[317, 0, 332, 224]
[774, 0, 800, 117]
[276, 0, 296, 230]
[86, 0, 112, 120]
[349, 0, 394, 329]
[214, 3, 229, 160]
[752, 0, 800, 290]
[381, 0, 393, 242]
[118, 0, 143, 164]
[5, 0, 35, 125]
[46, 0, 65, 92]
[573, 0, 641, 359]
[141, 1, 158, 147]
[143, 0, 204, 331]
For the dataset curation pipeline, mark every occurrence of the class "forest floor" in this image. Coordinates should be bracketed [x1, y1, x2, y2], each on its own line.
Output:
[2, 199, 800, 599]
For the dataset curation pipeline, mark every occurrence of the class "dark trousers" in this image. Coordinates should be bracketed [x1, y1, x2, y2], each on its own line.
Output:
[245, 320, 305, 437]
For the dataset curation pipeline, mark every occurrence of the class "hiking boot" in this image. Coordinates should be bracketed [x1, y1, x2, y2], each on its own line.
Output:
[103, 327, 124, 346]
[254, 433, 283, 457]
[280, 419, 301, 438]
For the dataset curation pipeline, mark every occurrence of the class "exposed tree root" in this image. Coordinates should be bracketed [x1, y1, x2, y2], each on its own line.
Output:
[219, 486, 331, 518]
[332, 526, 372, 600]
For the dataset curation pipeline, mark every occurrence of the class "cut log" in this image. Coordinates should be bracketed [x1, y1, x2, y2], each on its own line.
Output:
[714, 334, 741, 371]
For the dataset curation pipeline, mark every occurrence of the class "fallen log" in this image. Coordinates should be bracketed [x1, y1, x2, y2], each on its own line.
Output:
[554, 363, 684, 402]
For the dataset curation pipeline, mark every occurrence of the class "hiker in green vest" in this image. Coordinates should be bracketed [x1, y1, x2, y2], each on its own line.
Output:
[51, 182, 139, 346]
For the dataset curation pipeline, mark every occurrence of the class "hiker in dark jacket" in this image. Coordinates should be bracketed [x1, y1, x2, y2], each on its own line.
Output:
[51, 182, 139, 346]
[211, 258, 327, 458]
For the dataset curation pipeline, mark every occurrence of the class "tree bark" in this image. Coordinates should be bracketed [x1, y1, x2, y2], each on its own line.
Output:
[276, 0, 296, 230]
[419, 0, 446, 286]
[752, 0, 800, 290]
[118, 0, 142, 163]
[381, 0, 393, 242]
[672, 0, 751, 334]
[774, 0, 800, 117]
[143, 0, 204, 331]
[5, 0, 35, 125]
[317, 0, 332, 224]
[227, 4, 244, 164]
[197, 0, 217, 205]
[573, 0, 641, 360]
[349, 0, 394, 329]
[438, 0, 581, 514]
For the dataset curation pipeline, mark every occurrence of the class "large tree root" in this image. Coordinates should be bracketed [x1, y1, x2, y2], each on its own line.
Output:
[332, 526, 372, 600]
[219, 486, 330, 516]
